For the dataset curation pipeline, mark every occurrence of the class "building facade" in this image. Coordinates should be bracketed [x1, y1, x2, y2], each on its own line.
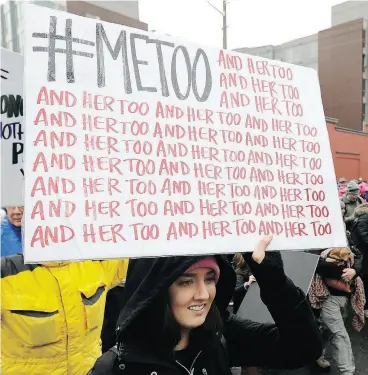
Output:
[1, 0, 147, 54]
[332, 0, 368, 26]
[235, 1, 368, 132]
[327, 117, 368, 180]
[234, 34, 318, 70]
[67, 1, 147, 30]
[318, 19, 366, 132]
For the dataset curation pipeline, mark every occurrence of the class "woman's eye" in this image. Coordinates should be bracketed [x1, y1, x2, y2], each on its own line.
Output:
[179, 279, 193, 286]
[205, 277, 216, 284]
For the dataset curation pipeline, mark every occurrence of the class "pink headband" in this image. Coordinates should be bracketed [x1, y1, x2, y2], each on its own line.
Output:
[186, 256, 220, 282]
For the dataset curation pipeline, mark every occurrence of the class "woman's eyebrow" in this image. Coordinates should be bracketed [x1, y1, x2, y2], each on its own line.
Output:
[181, 273, 196, 278]
[206, 270, 215, 276]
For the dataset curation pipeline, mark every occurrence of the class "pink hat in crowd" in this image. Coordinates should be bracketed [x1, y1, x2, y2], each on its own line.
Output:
[186, 256, 220, 282]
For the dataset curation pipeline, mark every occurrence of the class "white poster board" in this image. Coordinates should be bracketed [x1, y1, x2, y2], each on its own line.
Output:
[1, 48, 24, 207]
[24, 5, 346, 262]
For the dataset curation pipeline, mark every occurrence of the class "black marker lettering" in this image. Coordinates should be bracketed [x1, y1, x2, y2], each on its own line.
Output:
[147, 39, 175, 97]
[96, 24, 132, 92]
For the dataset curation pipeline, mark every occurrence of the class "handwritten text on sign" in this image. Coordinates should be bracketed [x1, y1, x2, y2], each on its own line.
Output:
[1, 48, 24, 207]
[24, 5, 346, 262]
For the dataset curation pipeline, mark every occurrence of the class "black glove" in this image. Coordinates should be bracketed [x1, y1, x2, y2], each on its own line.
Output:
[242, 251, 287, 295]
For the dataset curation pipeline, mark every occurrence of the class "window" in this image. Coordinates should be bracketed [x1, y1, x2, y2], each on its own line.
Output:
[362, 103, 366, 122]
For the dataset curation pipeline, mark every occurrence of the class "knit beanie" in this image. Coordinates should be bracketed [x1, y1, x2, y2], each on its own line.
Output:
[186, 256, 220, 282]
[347, 181, 360, 194]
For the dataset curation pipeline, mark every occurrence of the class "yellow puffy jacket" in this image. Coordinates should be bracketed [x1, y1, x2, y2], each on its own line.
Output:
[1, 254, 128, 375]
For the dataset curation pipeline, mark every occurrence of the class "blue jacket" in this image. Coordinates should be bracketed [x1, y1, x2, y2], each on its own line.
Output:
[1, 217, 22, 256]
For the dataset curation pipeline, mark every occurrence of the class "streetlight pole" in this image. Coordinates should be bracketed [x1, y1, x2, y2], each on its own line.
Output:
[206, 0, 228, 49]
[223, 0, 227, 49]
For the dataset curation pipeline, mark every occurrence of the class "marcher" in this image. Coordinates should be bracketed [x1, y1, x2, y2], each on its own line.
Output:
[311, 200, 363, 372]
[88, 237, 322, 375]
[358, 178, 368, 201]
[1, 206, 23, 256]
[341, 180, 364, 231]
[1, 254, 129, 375]
[338, 177, 348, 197]
[232, 253, 255, 314]
[351, 203, 368, 318]
[309, 247, 365, 375]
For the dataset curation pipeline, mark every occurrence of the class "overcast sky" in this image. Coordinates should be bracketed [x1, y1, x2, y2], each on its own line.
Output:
[139, 0, 345, 49]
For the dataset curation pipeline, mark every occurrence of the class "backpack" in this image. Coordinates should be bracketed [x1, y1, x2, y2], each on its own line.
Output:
[87, 346, 120, 375]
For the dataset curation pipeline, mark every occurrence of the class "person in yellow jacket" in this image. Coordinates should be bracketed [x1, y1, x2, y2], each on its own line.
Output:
[1, 253, 129, 375]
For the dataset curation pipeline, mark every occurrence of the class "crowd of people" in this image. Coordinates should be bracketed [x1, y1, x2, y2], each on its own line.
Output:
[307, 177, 368, 375]
[0, 177, 367, 375]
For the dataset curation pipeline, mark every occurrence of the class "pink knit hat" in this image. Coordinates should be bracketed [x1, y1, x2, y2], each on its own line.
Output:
[186, 256, 220, 282]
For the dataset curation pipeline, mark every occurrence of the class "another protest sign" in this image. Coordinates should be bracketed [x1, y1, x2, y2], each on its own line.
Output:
[1, 48, 24, 207]
[237, 251, 319, 323]
[24, 5, 346, 262]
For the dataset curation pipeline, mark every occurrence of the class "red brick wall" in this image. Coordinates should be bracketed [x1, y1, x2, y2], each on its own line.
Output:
[319, 19, 364, 131]
[327, 121, 368, 180]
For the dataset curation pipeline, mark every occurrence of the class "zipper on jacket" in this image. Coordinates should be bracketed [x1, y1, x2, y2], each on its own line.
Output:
[175, 350, 202, 375]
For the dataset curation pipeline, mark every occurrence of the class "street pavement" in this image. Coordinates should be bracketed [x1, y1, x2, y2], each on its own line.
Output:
[232, 323, 368, 375]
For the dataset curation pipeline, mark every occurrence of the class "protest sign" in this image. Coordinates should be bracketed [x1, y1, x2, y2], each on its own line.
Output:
[24, 4, 346, 262]
[237, 251, 319, 323]
[1, 48, 24, 207]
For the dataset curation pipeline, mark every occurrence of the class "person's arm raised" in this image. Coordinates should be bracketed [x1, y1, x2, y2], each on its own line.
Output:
[224, 236, 322, 369]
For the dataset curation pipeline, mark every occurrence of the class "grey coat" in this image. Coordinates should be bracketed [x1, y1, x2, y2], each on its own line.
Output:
[341, 194, 364, 228]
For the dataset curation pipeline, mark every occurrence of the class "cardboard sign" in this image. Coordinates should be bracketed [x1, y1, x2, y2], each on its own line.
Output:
[24, 5, 346, 262]
[1, 48, 24, 207]
[236, 251, 319, 323]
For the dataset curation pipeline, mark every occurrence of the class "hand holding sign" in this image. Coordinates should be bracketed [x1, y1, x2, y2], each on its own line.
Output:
[252, 235, 273, 264]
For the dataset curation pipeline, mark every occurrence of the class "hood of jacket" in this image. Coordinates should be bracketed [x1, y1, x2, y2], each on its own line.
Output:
[116, 255, 236, 353]
[354, 203, 368, 217]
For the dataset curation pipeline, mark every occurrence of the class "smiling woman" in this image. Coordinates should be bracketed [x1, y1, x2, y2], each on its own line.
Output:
[88, 237, 324, 375]
[169, 257, 219, 349]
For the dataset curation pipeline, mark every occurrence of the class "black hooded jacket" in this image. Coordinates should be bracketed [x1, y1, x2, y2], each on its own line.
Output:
[88, 253, 322, 375]
[352, 204, 368, 275]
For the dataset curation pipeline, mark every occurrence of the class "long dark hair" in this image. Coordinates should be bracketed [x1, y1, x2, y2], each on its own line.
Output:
[233, 253, 250, 275]
[119, 290, 223, 357]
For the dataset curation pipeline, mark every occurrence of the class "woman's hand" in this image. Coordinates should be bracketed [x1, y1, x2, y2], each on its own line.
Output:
[342, 268, 356, 282]
[248, 275, 256, 283]
[242, 236, 285, 292]
[252, 235, 273, 264]
[244, 275, 257, 289]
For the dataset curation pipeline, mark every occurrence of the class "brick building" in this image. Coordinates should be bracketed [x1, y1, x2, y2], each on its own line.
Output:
[67, 1, 147, 31]
[319, 19, 366, 132]
[327, 117, 368, 180]
[235, 1, 368, 133]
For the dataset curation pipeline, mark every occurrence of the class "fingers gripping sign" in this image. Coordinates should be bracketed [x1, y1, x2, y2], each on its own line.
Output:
[252, 235, 273, 264]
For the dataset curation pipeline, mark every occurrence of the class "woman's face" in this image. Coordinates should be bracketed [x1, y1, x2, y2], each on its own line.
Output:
[169, 268, 216, 330]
